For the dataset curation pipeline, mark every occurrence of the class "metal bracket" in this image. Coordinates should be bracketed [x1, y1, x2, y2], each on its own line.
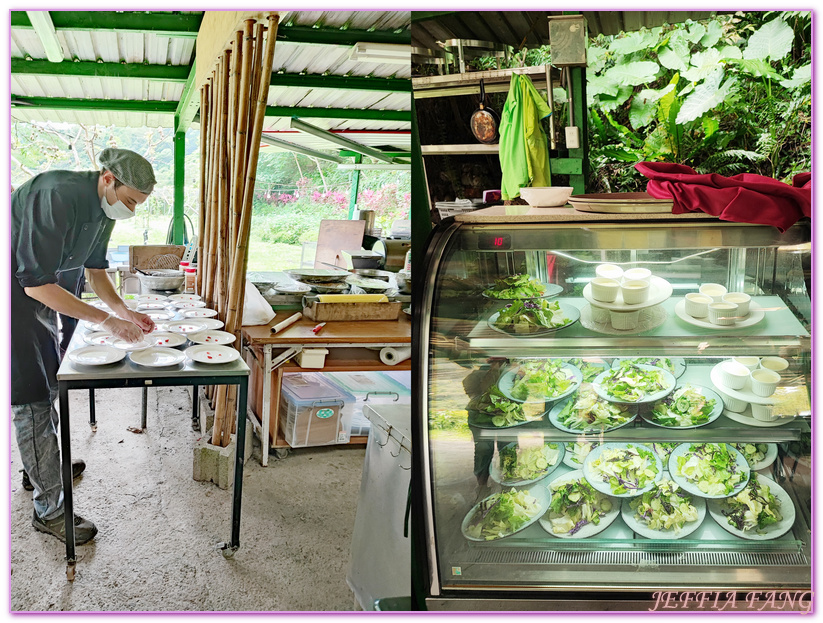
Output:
[215, 541, 238, 559]
[270, 346, 301, 371]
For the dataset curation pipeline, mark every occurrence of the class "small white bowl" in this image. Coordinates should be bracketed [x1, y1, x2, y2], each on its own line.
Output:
[750, 403, 778, 422]
[722, 292, 751, 317]
[620, 279, 650, 305]
[720, 360, 750, 390]
[519, 186, 574, 207]
[590, 305, 611, 323]
[750, 368, 780, 397]
[590, 277, 620, 303]
[707, 302, 739, 326]
[596, 264, 623, 281]
[759, 357, 789, 374]
[717, 389, 747, 413]
[684, 293, 712, 318]
[622, 267, 652, 284]
[732, 356, 760, 372]
[610, 309, 640, 330]
[699, 283, 728, 303]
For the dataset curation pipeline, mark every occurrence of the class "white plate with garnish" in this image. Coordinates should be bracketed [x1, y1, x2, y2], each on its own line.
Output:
[173, 300, 207, 309]
[129, 347, 187, 368]
[137, 294, 168, 302]
[83, 331, 117, 346]
[187, 330, 236, 346]
[168, 294, 202, 302]
[182, 308, 219, 318]
[136, 302, 170, 312]
[68, 345, 125, 366]
[143, 310, 176, 322]
[110, 337, 153, 351]
[197, 318, 225, 330]
[148, 332, 188, 348]
[166, 320, 209, 334]
[185, 344, 240, 364]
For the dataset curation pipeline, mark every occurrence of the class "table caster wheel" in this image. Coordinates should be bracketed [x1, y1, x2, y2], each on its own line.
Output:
[221, 548, 236, 559]
[274, 448, 291, 460]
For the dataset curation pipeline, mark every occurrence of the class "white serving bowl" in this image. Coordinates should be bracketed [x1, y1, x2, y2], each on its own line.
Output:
[759, 357, 789, 374]
[519, 186, 574, 207]
[722, 292, 751, 317]
[732, 356, 760, 372]
[684, 293, 712, 318]
[591, 277, 620, 303]
[750, 369, 780, 397]
[590, 305, 611, 323]
[622, 268, 652, 284]
[595, 264, 623, 281]
[708, 302, 738, 326]
[717, 388, 747, 413]
[720, 360, 750, 390]
[620, 279, 650, 305]
[699, 283, 728, 302]
[750, 403, 778, 422]
[609, 309, 640, 330]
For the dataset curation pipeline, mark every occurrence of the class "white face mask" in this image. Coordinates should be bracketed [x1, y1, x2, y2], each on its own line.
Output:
[101, 184, 135, 220]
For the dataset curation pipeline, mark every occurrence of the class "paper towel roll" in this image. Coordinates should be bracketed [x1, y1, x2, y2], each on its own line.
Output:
[380, 346, 412, 366]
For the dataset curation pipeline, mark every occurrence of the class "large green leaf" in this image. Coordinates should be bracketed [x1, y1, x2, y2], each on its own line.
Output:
[587, 45, 609, 74]
[657, 45, 687, 71]
[609, 30, 659, 55]
[732, 58, 784, 80]
[599, 147, 642, 162]
[587, 74, 620, 98]
[552, 87, 568, 104]
[701, 116, 719, 139]
[682, 48, 723, 82]
[603, 109, 642, 146]
[605, 61, 660, 86]
[676, 69, 738, 124]
[643, 125, 673, 158]
[743, 18, 794, 61]
[779, 63, 811, 89]
[686, 22, 706, 44]
[699, 21, 724, 48]
[597, 86, 634, 112]
[718, 45, 743, 60]
[629, 85, 676, 129]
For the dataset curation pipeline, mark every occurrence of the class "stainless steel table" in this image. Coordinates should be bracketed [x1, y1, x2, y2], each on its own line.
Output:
[56, 331, 250, 580]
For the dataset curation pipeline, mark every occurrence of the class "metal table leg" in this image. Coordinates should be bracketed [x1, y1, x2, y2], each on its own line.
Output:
[88, 388, 96, 428]
[192, 384, 200, 431]
[222, 379, 248, 558]
[261, 345, 272, 466]
[58, 384, 76, 580]
[141, 387, 148, 430]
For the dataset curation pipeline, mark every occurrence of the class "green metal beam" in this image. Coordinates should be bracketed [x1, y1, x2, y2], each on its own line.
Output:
[347, 154, 362, 220]
[11, 58, 189, 82]
[11, 11, 201, 37]
[172, 116, 185, 245]
[175, 60, 199, 133]
[260, 134, 345, 163]
[266, 106, 410, 122]
[410, 12, 457, 23]
[11, 96, 178, 114]
[271, 72, 410, 92]
[277, 24, 410, 46]
[338, 150, 410, 158]
[290, 117, 397, 163]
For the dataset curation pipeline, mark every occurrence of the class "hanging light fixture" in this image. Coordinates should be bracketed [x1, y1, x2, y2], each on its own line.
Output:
[348, 42, 410, 65]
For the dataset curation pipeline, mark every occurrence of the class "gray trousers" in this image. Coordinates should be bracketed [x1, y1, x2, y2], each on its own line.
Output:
[12, 388, 63, 520]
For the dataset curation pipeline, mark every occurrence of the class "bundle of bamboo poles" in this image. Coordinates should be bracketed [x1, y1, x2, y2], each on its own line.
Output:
[196, 13, 280, 447]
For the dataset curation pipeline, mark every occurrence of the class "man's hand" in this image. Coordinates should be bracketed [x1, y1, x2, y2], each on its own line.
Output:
[122, 309, 156, 334]
[101, 316, 143, 343]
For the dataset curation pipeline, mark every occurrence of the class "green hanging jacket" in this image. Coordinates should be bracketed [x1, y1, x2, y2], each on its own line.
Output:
[499, 74, 553, 200]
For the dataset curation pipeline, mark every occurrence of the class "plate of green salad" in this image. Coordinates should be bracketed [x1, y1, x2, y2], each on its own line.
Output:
[482, 274, 563, 300]
[592, 363, 675, 404]
[467, 385, 547, 429]
[461, 486, 549, 542]
[488, 300, 579, 336]
[583, 443, 662, 497]
[669, 443, 750, 498]
[651, 443, 680, 465]
[498, 359, 582, 404]
[621, 478, 706, 539]
[708, 473, 795, 540]
[539, 470, 619, 538]
[563, 358, 611, 382]
[549, 387, 637, 434]
[489, 441, 565, 486]
[563, 441, 601, 468]
[730, 443, 779, 471]
[644, 384, 724, 429]
[611, 357, 686, 378]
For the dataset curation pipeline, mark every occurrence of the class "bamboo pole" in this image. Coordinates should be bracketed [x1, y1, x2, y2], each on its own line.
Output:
[201, 76, 217, 307]
[204, 69, 222, 309]
[227, 30, 242, 248]
[231, 20, 254, 255]
[196, 83, 209, 295]
[245, 22, 265, 169]
[217, 54, 231, 316]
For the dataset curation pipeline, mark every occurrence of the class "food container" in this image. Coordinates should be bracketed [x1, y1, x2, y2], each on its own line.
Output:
[595, 264, 623, 281]
[518, 186, 574, 207]
[750, 403, 777, 422]
[620, 279, 650, 305]
[707, 302, 738, 326]
[609, 309, 640, 330]
[590, 277, 620, 303]
[684, 293, 712, 318]
[137, 269, 185, 292]
[324, 371, 411, 428]
[590, 305, 611, 323]
[760, 357, 789, 374]
[295, 347, 329, 369]
[720, 361, 750, 390]
[699, 283, 728, 302]
[717, 388, 747, 413]
[732, 356, 760, 371]
[622, 267, 651, 284]
[722, 292, 751, 316]
[279, 373, 355, 447]
[750, 369, 780, 397]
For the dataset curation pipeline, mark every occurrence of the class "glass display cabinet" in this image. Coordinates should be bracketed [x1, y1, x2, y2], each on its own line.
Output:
[412, 209, 811, 611]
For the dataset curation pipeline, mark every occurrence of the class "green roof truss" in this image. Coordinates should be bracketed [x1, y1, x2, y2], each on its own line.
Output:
[10, 58, 190, 82]
[271, 73, 409, 92]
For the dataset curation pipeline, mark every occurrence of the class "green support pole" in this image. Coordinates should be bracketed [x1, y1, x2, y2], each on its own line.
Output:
[567, 65, 589, 195]
[172, 116, 186, 244]
[410, 98, 431, 272]
[347, 154, 363, 219]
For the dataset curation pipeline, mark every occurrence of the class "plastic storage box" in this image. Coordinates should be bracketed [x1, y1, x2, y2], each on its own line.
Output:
[279, 373, 355, 447]
[323, 371, 411, 437]
[295, 347, 328, 368]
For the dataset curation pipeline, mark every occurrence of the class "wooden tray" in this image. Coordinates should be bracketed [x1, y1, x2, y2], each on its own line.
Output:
[569, 192, 673, 214]
[303, 301, 402, 322]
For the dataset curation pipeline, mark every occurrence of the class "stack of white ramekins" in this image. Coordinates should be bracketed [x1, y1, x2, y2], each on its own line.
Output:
[714, 356, 789, 421]
[590, 264, 654, 330]
[683, 283, 752, 325]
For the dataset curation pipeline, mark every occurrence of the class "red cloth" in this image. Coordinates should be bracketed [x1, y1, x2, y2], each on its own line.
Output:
[635, 162, 811, 232]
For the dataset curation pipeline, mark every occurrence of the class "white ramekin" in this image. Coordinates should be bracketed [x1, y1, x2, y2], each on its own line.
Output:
[591, 277, 620, 303]
[720, 360, 750, 390]
[590, 305, 612, 323]
[596, 264, 623, 281]
[620, 279, 650, 305]
[732, 356, 760, 371]
[699, 283, 728, 302]
[759, 357, 789, 374]
[717, 389, 746, 413]
[622, 267, 652, 284]
[708, 302, 739, 326]
[722, 292, 751, 317]
[750, 368, 780, 397]
[684, 293, 712, 318]
[750, 403, 778, 422]
[610, 309, 640, 330]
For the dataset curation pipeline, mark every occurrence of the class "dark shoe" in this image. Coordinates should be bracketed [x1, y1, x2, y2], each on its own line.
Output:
[21, 460, 87, 492]
[32, 512, 98, 545]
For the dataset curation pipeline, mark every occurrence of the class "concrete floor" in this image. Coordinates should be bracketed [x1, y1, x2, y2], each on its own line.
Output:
[10, 385, 365, 611]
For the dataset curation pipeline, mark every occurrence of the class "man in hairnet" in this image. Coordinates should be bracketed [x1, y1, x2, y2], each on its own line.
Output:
[11, 148, 158, 544]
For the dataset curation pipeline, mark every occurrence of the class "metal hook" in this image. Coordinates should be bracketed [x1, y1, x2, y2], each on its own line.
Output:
[374, 425, 392, 447]
[399, 462, 411, 471]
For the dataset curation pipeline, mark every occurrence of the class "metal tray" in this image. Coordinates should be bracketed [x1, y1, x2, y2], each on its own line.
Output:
[569, 192, 673, 213]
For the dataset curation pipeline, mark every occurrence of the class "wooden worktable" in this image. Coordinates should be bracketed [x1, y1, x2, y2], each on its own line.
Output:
[242, 315, 412, 345]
